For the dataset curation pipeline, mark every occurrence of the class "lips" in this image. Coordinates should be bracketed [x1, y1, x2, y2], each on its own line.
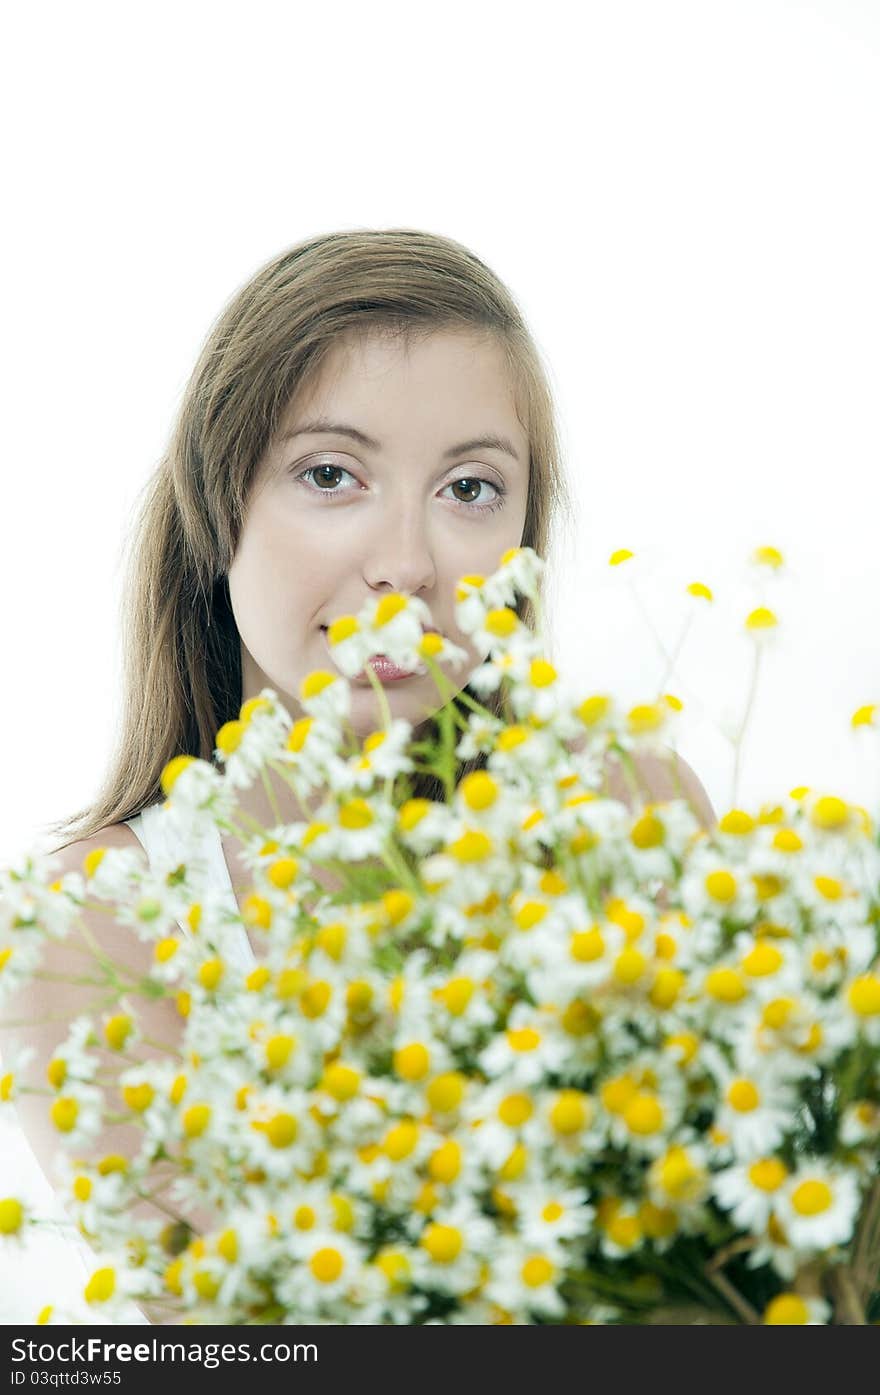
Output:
[320, 625, 430, 682]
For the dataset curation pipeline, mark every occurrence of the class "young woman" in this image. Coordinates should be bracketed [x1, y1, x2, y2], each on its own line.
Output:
[4, 228, 715, 1303]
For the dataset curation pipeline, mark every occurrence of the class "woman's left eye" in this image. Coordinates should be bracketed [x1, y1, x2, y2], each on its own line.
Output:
[295, 462, 506, 513]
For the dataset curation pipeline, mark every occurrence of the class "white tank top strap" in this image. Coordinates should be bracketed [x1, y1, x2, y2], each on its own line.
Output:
[123, 803, 256, 971]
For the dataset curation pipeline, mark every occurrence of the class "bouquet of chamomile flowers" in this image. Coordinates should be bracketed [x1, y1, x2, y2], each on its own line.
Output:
[1, 545, 879, 1325]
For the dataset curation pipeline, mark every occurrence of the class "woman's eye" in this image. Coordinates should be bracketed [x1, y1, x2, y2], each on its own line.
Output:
[441, 477, 504, 511]
[299, 462, 356, 492]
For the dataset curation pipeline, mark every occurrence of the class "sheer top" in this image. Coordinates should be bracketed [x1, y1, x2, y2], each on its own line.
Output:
[124, 803, 257, 972]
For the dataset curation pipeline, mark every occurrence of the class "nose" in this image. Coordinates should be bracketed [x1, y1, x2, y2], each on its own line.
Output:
[362, 501, 438, 596]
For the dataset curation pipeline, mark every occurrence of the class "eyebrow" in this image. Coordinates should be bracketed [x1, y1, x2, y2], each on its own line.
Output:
[281, 418, 522, 463]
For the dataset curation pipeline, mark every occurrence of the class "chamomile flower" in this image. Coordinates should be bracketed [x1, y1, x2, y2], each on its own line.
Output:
[594, 1195, 646, 1260]
[455, 710, 507, 761]
[711, 1156, 790, 1231]
[214, 689, 293, 790]
[81, 1251, 162, 1318]
[427, 953, 498, 1048]
[731, 929, 802, 1002]
[0, 935, 44, 999]
[483, 1238, 568, 1319]
[280, 1228, 368, 1310]
[0, 1195, 30, 1244]
[161, 757, 238, 837]
[0, 1041, 34, 1109]
[746, 1213, 800, 1281]
[344, 721, 415, 789]
[708, 1061, 800, 1157]
[477, 1003, 571, 1085]
[646, 1142, 712, 1214]
[236, 1085, 323, 1183]
[679, 850, 759, 928]
[46, 1081, 105, 1152]
[461, 1079, 548, 1170]
[57, 1154, 134, 1238]
[297, 666, 352, 724]
[741, 991, 853, 1073]
[763, 1292, 831, 1325]
[407, 1201, 496, 1298]
[841, 970, 880, 1045]
[510, 1182, 595, 1249]
[840, 1098, 880, 1149]
[774, 1163, 862, 1253]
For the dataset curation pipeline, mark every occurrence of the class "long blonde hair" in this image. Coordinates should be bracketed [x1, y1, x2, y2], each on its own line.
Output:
[46, 228, 576, 852]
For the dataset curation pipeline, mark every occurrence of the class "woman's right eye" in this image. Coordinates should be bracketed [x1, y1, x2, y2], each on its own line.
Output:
[296, 462, 357, 496]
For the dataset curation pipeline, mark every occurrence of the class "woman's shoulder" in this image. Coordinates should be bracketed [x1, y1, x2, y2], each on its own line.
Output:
[48, 820, 143, 877]
[566, 735, 716, 830]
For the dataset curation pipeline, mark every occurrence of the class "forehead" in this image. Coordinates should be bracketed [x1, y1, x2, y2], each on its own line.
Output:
[282, 327, 525, 431]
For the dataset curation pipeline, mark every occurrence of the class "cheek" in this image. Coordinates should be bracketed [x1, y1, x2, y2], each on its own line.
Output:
[228, 510, 329, 643]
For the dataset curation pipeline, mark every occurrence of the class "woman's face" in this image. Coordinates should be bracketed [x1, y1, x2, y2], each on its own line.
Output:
[227, 327, 531, 739]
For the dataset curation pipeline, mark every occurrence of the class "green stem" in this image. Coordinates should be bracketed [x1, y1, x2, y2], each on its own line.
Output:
[378, 841, 422, 897]
[31, 971, 109, 987]
[703, 1266, 760, 1325]
[364, 662, 394, 732]
[730, 642, 763, 808]
[853, 1177, 880, 1299]
[259, 767, 283, 826]
[627, 577, 677, 674]
[609, 742, 646, 806]
[654, 612, 694, 702]
[829, 1264, 867, 1324]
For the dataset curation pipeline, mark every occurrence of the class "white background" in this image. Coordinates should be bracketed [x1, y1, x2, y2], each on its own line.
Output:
[1, 0, 879, 1323]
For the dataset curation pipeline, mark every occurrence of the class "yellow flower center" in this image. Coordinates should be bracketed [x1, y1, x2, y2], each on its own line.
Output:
[301, 980, 333, 1018]
[449, 830, 493, 862]
[623, 1093, 664, 1135]
[521, 1256, 555, 1287]
[460, 770, 500, 809]
[790, 1180, 833, 1216]
[764, 1294, 810, 1325]
[436, 978, 475, 1015]
[322, 1062, 361, 1101]
[742, 942, 783, 976]
[428, 1141, 462, 1183]
[630, 813, 664, 849]
[0, 1199, 24, 1234]
[612, 948, 647, 984]
[265, 1034, 297, 1070]
[727, 1079, 760, 1112]
[339, 798, 373, 830]
[421, 1223, 462, 1263]
[810, 796, 849, 830]
[748, 1159, 787, 1192]
[84, 1268, 116, 1304]
[383, 1120, 419, 1161]
[705, 870, 737, 902]
[658, 1147, 704, 1201]
[394, 1043, 430, 1080]
[570, 928, 605, 962]
[181, 1103, 211, 1138]
[310, 1247, 344, 1283]
[427, 1073, 465, 1113]
[498, 1093, 533, 1127]
[549, 1090, 591, 1135]
[705, 968, 747, 1003]
[848, 975, 880, 1017]
[50, 1097, 79, 1133]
